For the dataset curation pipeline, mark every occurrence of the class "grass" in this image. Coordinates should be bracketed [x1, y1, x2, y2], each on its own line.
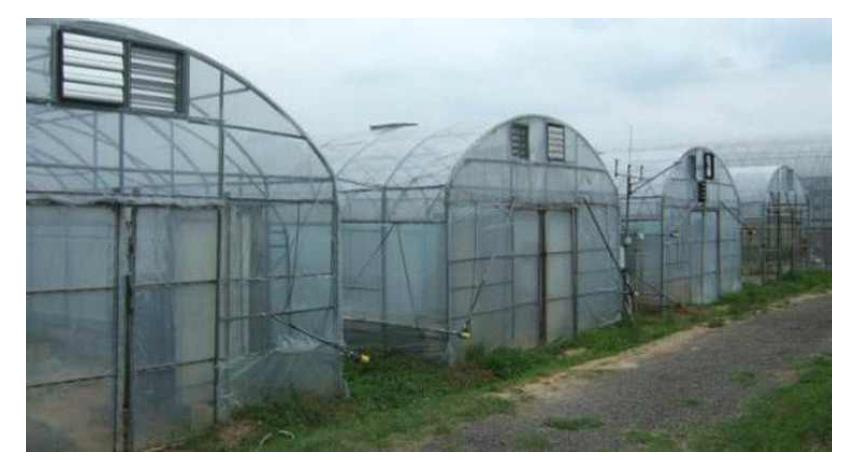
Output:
[628, 355, 832, 452]
[625, 430, 679, 451]
[544, 416, 604, 431]
[731, 371, 758, 388]
[177, 270, 830, 451]
[512, 432, 551, 451]
[681, 398, 703, 408]
[688, 354, 832, 451]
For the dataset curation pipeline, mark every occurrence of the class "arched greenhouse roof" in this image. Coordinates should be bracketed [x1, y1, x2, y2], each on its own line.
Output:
[26, 19, 335, 201]
[603, 146, 739, 201]
[729, 165, 807, 206]
[321, 114, 614, 193]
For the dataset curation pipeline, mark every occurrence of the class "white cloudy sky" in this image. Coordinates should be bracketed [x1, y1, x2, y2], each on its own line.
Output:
[115, 19, 831, 151]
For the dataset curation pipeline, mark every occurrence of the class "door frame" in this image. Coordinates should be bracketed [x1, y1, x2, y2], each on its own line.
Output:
[534, 207, 578, 345]
[116, 202, 223, 451]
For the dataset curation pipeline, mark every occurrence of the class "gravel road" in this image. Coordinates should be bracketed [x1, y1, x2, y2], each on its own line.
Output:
[422, 293, 832, 451]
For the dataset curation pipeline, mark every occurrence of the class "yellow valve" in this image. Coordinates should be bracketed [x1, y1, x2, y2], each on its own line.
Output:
[355, 352, 371, 365]
[458, 326, 472, 340]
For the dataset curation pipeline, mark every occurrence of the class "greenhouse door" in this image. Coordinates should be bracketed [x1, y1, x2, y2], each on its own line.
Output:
[689, 210, 720, 304]
[123, 206, 219, 450]
[27, 205, 120, 451]
[539, 210, 577, 343]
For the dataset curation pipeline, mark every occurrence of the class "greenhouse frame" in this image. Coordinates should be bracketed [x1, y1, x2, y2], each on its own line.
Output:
[603, 147, 742, 308]
[729, 165, 809, 283]
[26, 19, 343, 451]
[322, 115, 624, 363]
[713, 138, 831, 270]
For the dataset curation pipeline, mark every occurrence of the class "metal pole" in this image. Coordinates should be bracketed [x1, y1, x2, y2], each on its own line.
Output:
[777, 193, 783, 278]
[380, 188, 388, 344]
[659, 197, 666, 309]
[122, 206, 137, 451]
[538, 209, 546, 344]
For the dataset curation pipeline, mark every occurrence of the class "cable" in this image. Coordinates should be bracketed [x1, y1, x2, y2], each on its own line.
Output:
[268, 314, 371, 364]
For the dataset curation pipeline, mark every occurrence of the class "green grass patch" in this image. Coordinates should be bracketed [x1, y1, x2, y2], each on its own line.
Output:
[705, 318, 726, 328]
[177, 270, 829, 451]
[731, 371, 758, 388]
[712, 270, 831, 319]
[544, 416, 603, 431]
[512, 432, 551, 451]
[688, 354, 832, 451]
[625, 429, 679, 451]
[681, 398, 703, 408]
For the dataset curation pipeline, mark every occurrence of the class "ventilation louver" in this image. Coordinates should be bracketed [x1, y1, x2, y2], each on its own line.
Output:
[510, 124, 529, 159]
[130, 46, 180, 113]
[60, 32, 125, 104]
[546, 124, 566, 161]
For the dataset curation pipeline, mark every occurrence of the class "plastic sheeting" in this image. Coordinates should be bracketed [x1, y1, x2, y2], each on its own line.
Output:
[729, 166, 809, 283]
[26, 20, 342, 451]
[323, 115, 623, 363]
[619, 138, 831, 269]
[603, 147, 742, 308]
[712, 138, 831, 269]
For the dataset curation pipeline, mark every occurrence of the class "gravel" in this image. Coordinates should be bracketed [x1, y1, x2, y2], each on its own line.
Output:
[422, 293, 832, 451]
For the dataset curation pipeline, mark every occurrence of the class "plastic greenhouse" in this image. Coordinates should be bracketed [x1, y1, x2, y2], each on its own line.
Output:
[602, 147, 742, 308]
[729, 166, 809, 283]
[322, 115, 624, 363]
[26, 19, 342, 451]
[713, 138, 831, 269]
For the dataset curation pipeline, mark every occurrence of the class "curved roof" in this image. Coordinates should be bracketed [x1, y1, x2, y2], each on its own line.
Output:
[602, 146, 737, 199]
[322, 114, 612, 192]
[729, 165, 807, 205]
[26, 19, 335, 197]
[712, 138, 831, 180]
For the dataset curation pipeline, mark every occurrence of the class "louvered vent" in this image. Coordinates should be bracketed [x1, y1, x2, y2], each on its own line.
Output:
[130, 46, 180, 112]
[510, 124, 529, 158]
[546, 124, 565, 161]
[60, 32, 125, 104]
[703, 151, 715, 180]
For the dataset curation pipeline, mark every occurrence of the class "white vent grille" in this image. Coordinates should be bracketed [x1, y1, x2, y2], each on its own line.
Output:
[130, 46, 180, 112]
[546, 124, 565, 161]
[60, 32, 125, 104]
[510, 124, 529, 158]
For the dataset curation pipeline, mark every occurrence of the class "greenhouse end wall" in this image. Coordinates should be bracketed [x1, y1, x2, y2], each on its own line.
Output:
[729, 166, 809, 283]
[712, 139, 831, 270]
[326, 116, 624, 364]
[606, 147, 742, 308]
[26, 20, 343, 451]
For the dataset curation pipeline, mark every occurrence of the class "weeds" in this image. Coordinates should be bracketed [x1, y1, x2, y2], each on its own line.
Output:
[544, 416, 604, 431]
[731, 371, 758, 388]
[625, 430, 679, 451]
[177, 270, 829, 451]
[689, 355, 831, 451]
[512, 432, 551, 451]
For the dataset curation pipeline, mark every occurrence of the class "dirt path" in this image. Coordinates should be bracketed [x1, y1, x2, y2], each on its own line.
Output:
[422, 293, 832, 451]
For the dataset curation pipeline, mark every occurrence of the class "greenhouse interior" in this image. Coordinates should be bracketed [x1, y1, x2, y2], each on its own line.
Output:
[729, 165, 809, 284]
[322, 115, 625, 363]
[714, 138, 832, 270]
[602, 147, 743, 308]
[26, 19, 343, 451]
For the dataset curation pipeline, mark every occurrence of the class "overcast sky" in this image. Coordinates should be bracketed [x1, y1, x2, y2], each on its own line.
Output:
[115, 19, 831, 152]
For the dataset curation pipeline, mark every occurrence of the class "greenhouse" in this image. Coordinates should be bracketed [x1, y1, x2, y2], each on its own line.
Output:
[322, 115, 624, 363]
[602, 147, 742, 308]
[26, 20, 342, 451]
[713, 138, 831, 269]
[729, 165, 809, 283]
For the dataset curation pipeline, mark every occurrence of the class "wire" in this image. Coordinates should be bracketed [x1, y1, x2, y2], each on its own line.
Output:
[268, 314, 371, 364]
